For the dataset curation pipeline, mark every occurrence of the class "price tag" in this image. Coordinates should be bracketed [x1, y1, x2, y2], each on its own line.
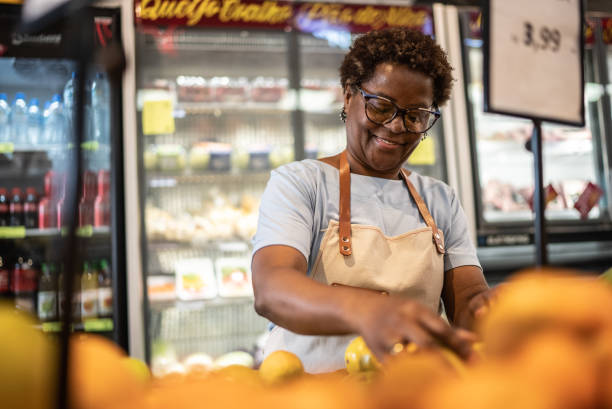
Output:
[76, 225, 94, 237]
[142, 100, 175, 135]
[407, 137, 435, 166]
[81, 140, 100, 151]
[484, 0, 584, 125]
[0, 142, 14, 153]
[83, 318, 113, 332]
[41, 321, 63, 332]
[0, 226, 26, 239]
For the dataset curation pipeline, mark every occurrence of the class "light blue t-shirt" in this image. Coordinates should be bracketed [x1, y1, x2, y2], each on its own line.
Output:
[253, 159, 481, 274]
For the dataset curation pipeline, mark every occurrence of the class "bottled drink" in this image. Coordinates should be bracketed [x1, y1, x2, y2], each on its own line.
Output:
[91, 72, 110, 144]
[97, 259, 113, 318]
[78, 171, 96, 227]
[26, 98, 42, 146]
[0, 93, 10, 143]
[38, 171, 58, 229]
[0, 188, 9, 227]
[63, 72, 76, 132]
[9, 92, 28, 146]
[58, 264, 81, 323]
[94, 169, 110, 227]
[12, 256, 38, 315]
[0, 256, 10, 299]
[24, 187, 38, 229]
[38, 262, 58, 322]
[81, 261, 98, 320]
[44, 94, 65, 145]
[9, 187, 24, 226]
[56, 173, 66, 228]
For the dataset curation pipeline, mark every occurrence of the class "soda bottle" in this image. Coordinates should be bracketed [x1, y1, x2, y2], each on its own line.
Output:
[37, 262, 58, 322]
[9, 187, 24, 226]
[78, 171, 96, 227]
[97, 259, 113, 318]
[91, 72, 110, 144]
[0, 256, 10, 299]
[81, 261, 98, 320]
[0, 188, 9, 227]
[12, 256, 38, 315]
[9, 92, 28, 146]
[94, 169, 110, 227]
[38, 171, 57, 229]
[27, 98, 42, 146]
[24, 187, 38, 229]
[0, 93, 10, 143]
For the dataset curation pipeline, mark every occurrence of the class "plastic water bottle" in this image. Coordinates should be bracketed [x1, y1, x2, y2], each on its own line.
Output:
[10, 92, 28, 146]
[0, 93, 10, 143]
[91, 72, 110, 144]
[45, 94, 65, 145]
[27, 98, 42, 146]
[63, 72, 76, 134]
[41, 101, 51, 144]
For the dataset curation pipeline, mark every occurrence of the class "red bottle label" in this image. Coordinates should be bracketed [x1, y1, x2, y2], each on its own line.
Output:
[0, 269, 9, 292]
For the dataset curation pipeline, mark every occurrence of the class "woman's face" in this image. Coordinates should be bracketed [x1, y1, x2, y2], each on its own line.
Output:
[344, 63, 435, 179]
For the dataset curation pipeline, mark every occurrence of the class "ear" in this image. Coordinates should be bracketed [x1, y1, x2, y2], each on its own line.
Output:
[343, 84, 354, 109]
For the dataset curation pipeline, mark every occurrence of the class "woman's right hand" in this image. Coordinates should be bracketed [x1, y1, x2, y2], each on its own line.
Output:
[353, 294, 476, 362]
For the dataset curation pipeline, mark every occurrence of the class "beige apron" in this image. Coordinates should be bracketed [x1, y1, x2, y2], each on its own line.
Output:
[263, 151, 446, 373]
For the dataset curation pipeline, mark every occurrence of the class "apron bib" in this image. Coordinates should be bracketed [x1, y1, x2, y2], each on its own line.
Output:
[264, 151, 446, 373]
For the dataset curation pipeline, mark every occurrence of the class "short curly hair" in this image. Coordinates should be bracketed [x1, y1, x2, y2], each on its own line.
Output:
[339, 28, 454, 106]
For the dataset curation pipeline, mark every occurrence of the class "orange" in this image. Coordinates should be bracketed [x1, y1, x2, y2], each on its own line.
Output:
[259, 350, 304, 385]
[69, 334, 147, 409]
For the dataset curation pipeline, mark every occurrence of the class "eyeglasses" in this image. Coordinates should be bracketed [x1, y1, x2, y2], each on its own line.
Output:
[357, 87, 440, 134]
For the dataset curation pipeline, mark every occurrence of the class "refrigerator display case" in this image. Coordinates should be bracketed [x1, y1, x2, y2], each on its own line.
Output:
[457, 9, 612, 272]
[0, 4, 128, 348]
[133, 1, 448, 373]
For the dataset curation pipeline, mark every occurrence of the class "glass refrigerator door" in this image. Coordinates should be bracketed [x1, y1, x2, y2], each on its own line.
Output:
[298, 23, 448, 181]
[0, 8, 124, 342]
[135, 27, 288, 373]
[460, 11, 612, 239]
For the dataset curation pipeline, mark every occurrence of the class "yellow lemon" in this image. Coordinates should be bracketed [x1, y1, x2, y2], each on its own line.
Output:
[345, 336, 381, 374]
[259, 350, 304, 385]
[121, 357, 151, 384]
[0, 303, 57, 409]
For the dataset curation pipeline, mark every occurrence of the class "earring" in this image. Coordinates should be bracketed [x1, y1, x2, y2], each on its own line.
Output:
[339, 107, 347, 122]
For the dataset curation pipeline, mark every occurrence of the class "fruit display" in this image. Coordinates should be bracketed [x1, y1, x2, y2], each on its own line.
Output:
[5, 267, 612, 409]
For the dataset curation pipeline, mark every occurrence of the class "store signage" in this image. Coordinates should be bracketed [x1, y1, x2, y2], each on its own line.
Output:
[134, 0, 432, 34]
[483, 0, 584, 126]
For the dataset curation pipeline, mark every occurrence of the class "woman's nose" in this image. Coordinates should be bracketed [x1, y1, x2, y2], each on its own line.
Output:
[384, 114, 406, 134]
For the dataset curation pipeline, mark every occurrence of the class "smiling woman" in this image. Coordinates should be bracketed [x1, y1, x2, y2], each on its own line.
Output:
[251, 27, 492, 374]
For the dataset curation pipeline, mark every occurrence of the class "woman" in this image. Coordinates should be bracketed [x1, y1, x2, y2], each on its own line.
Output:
[252, 28, 492, 373]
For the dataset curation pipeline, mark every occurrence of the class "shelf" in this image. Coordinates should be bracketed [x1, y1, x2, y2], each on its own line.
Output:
[0, 141, 110, 154]
[175, 101, 293, 115]
[39, 317, 114, 333]
[0, 225, 110, 239]
[147, 171, 270, 187]
[147, 239, 251, 253]
[148, 294, 254, 311]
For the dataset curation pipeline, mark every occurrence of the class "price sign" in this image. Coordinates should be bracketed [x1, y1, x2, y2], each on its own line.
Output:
[484, 0, 584, 126]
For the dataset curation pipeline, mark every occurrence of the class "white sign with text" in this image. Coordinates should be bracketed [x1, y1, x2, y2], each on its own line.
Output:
[487, 0, 583, 125]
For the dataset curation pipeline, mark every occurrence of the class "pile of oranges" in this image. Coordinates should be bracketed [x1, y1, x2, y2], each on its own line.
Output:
[3, 267, 612, 409]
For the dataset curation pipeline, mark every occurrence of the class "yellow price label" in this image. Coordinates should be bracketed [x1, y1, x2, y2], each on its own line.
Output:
[407, 137, 436, 166]
[142, 100, 175, 135]
[76, 225, 93, 237]
[41, 322, 63, 332]
[0, 142, 14, 153]
[83, 318, 113, 332]
[81, 141, 100, 151]
[0, 226, 26, 239]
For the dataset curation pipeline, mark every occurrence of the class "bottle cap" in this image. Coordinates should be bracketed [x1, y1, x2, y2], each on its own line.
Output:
[0, 187, 7, 195]
[29, 98, 39, 106]
[11, 187, 21, 196]
[15, 92, 26, 100]
[0, 93, 7, 100]
[52, 94, 62, 103]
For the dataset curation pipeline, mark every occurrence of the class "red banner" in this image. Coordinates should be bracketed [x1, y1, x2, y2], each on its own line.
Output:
[134, 0, 433, 34]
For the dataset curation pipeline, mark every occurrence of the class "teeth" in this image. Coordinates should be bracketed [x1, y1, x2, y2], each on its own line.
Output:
[377, 137, 398, 145]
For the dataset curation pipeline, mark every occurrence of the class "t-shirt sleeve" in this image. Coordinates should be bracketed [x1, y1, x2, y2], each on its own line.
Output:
[443, 188, 482, 272]
[252, 164, 315, 262]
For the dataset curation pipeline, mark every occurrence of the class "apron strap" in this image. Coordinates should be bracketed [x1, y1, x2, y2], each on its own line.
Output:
[399, 168, 445, 254]
[338, 150, 352, 256]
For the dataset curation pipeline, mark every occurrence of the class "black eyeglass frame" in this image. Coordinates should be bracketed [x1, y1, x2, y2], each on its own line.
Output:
[356, 87, 441, 134]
